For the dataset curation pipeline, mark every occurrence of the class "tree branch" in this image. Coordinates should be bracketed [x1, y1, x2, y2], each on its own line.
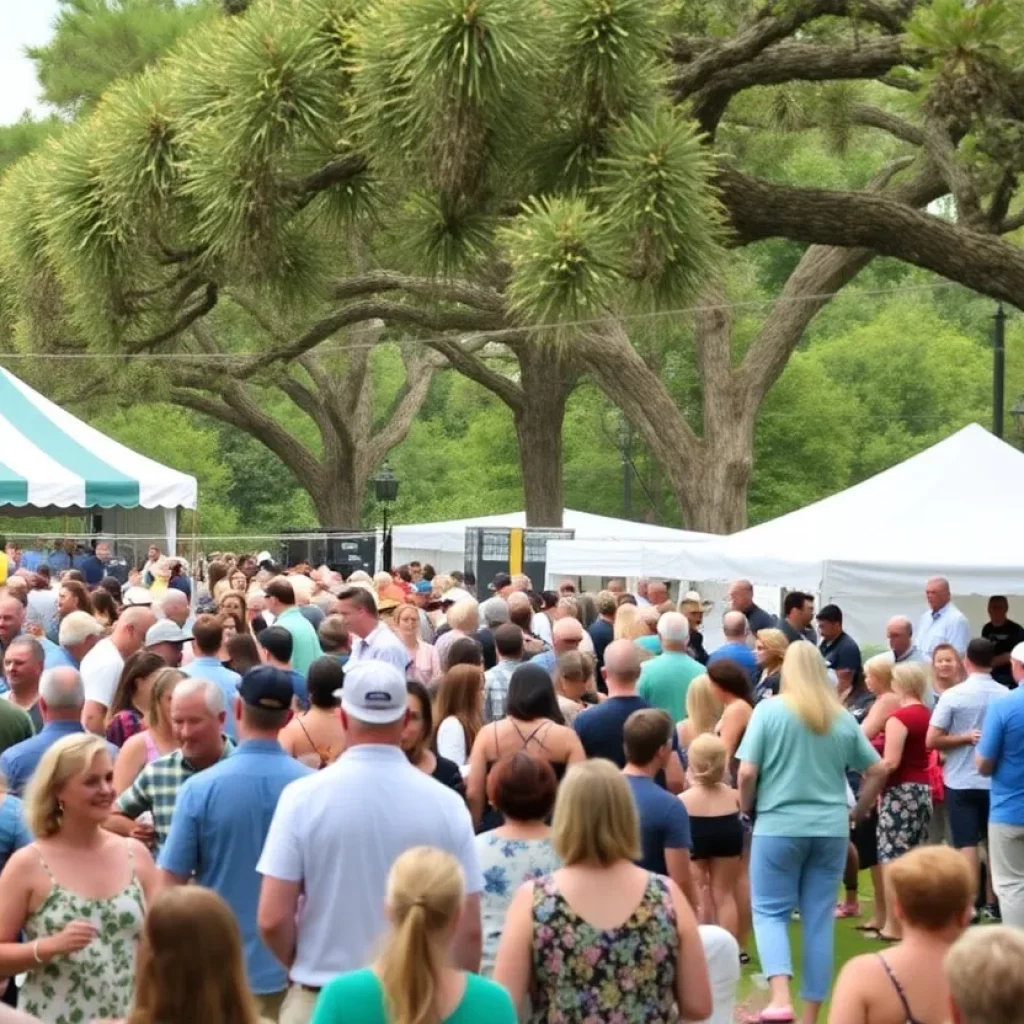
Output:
[330, 271, 506, 313]
[427, 337, 524, 410]
[367, 352, 443, 461]
[285, 154, 370, 211]
[848, 104, 926, 147]
[124, 282, 219, 353]
[718, 166, 1024, 311]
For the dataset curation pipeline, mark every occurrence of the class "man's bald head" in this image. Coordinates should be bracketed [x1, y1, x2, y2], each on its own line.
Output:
[648, 581, 669, 606]
[4, 577, 27, 601]
[722, 610, 748, 640]
[0, 596, 25, 643]
[160, 590, 190, 627]
[886, 616, 913, 658]
[603, 638, 641, 690]
[552, 616, 584, 654]
[115, 606, 158, 655]
[728, 579, 754, 612]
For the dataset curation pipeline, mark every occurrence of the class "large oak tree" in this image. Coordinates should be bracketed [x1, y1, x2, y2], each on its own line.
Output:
[2, 0, 1023, 530]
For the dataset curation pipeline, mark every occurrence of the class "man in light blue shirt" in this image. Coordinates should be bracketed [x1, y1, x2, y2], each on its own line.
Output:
[159, 665, 311, 1020]
[977, 641, 1024, 928]
[708, 611, 757, 681]
[339, 586, 410, 675]
[928, 637, 1007, 918]
[916, 577, 972, 656]
[0, 667, 118, 796]
[265, 578, 322, 676]
[183, 614, 242, 739]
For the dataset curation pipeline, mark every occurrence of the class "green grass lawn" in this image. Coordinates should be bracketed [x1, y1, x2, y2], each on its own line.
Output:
[735, 879, 878, 1018]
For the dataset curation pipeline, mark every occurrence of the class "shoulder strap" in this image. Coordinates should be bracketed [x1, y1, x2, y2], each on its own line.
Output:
[877, 954, 917, 1023]
[32, 844, 56, 883]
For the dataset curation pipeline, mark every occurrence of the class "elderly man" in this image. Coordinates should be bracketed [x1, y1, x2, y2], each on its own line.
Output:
[159, 588, 192, 630]
[0, 668, 117, 795]
[639, 612, 703, 723]
[109, 677, 235, 850]
[978, 641, 1024, 928]
[917, 577, 971, 657]
[885, 616, 928, 665]
[57, 610, 104, 668]
[728, 579, 776, 633]
[2, 636, 44, 731]
[531, 617, 584, 678]
[647, 581, 672, 612]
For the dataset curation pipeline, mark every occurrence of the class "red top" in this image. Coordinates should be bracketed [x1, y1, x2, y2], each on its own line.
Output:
[886, 703, 932, 788]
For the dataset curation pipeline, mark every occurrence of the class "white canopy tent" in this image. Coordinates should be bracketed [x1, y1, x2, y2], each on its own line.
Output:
[652, 424, 1024, 643]
[392, 509, 711, 573]
[0, 367, 197, 554]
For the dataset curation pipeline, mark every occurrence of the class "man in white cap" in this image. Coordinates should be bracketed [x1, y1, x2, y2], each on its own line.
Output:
[257, 661, 482, 1024]
[145, 619, 192, 669]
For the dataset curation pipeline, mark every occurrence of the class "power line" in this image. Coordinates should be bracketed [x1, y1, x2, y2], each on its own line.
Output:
[0, 278, 972, 362]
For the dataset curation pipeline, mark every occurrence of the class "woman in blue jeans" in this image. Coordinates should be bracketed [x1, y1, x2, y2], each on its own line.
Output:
[737, 641, 888, 1024]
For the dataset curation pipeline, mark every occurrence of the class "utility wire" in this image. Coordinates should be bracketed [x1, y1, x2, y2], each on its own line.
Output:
[0, 279, 975, 362]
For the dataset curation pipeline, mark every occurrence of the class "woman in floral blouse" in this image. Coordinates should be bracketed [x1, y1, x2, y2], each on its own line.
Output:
[0, 734, 157, 1024]
[493, 759, 712, 1023]
[474, 752, 561, 976]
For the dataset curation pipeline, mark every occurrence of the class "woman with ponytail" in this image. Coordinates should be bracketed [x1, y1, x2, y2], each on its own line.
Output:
[310, 846, 516, 1024]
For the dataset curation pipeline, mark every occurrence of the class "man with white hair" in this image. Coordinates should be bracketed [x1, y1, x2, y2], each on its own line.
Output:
[0, 667, 117, 796]
[159, 588, 192, 630]
[435, 599, 481, 670]
[258, 661, 483, 1023]
[883, 616, 927, 666]
[917, 577, 971, 657]
[57, 610, 104, 668]
[109, 678, 235, 849]
[647, 581, 671, 611]
[639, 612, 703, 723]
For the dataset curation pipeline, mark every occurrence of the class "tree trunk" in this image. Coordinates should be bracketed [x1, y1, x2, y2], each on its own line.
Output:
[514, 345, 578, 527]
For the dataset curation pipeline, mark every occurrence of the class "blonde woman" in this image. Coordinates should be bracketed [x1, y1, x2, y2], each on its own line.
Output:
[0, 734, 157, 1023]
[945, 925, 1024, 1024]
[737, 641, 888, 1024]
[682, 734, 744, 940]
[613, 602, 646, 643]
[874, 663, 934, 942]
[861, 656, 900, 749]
[494, 759, 713, 1023]
[311, 847, 516, 1024]
[113, 668, 185, 794]
[676, 674, 723, 754]
[394, 603, 440, 685]
[753, 628, 789, 704]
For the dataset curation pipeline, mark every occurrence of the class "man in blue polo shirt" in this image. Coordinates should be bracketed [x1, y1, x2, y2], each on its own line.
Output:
[977, 640, 1024, 929]
[183, 614, 242, 739]
[158, 665, 312, 1021]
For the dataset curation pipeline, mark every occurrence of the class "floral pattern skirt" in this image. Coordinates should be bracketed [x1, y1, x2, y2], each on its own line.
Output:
[877, 782, 932, 863]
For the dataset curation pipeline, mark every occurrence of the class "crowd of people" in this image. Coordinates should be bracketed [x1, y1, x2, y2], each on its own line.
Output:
[0, 539, 1023, 1023]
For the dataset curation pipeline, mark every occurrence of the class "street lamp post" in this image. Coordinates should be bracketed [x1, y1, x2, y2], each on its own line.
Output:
[374, 464, 400, 572]
[1010, 396, 1024, 448]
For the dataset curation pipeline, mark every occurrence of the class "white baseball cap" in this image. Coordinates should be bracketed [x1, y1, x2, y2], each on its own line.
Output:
[1011, 641, 1024, 666]
[336, 660, 408, 724]
[122, 586, 153, 607]
[145, 620, 193, 646]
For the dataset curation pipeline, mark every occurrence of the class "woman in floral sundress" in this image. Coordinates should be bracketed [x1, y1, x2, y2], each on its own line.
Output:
[493, 759, 713, 1023]
[0, 734, 157, 1024]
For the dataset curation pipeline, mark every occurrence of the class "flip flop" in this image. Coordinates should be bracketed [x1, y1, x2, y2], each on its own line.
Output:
[864, 929, 899, 942]
[854, 922, 881, 931]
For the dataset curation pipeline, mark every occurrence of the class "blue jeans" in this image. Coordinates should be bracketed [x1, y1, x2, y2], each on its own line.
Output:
[750, 835, 848, 1002]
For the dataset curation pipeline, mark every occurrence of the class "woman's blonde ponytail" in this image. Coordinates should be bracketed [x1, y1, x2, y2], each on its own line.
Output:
[376, 847, 465, 1024]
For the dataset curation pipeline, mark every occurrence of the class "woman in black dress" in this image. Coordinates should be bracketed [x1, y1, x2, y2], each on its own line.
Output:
[402, 681, 465, 797]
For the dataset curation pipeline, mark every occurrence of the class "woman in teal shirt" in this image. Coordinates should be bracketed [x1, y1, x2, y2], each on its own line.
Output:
[310, 846, 516, 1024]
[736, 641, 888, 1024]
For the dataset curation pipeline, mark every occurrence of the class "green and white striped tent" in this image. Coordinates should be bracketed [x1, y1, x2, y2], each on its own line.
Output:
[0, 367, 197, 549]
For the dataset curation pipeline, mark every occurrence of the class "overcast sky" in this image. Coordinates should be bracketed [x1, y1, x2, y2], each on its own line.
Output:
[0, 1, 60, 125]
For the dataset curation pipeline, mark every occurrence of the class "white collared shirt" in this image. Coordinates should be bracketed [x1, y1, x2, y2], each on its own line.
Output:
[916, 601, 972, 657]
[347, 622, 410, 673]
[257, 744, 482, 986]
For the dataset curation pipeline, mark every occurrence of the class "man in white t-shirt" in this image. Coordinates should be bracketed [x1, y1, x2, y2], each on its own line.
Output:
[80, 607, 155, 734]
[257, 660, 482, 1024]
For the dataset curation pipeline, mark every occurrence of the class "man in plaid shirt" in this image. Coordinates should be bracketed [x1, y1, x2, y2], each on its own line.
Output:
[109, 677, 234, 848]
[483, 624, 526, 723]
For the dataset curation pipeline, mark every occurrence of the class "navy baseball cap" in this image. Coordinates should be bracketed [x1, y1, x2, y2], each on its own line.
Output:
[238, 665, 294, 711]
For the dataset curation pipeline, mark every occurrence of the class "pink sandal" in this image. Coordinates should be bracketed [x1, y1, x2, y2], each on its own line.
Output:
[834, 901, 860, 918]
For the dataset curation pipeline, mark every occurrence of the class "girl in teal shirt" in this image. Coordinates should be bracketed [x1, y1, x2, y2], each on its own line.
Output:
[310, 846, 516, 1024]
